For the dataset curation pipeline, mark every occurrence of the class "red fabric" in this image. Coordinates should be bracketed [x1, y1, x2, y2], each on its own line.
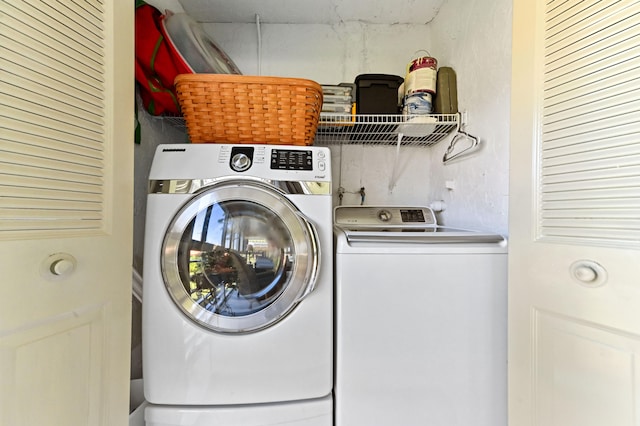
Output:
[135, 3, 192, 115]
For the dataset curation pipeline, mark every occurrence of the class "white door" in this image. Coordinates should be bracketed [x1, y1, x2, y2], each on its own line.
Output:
[0, 1, 134, 425]
[509, 1, 640, 425]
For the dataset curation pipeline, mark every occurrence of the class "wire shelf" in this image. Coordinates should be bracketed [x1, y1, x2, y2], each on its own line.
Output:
[156, 115, 187, 127]
[313, 113, 458, 146]
[155, 113, 458, 147]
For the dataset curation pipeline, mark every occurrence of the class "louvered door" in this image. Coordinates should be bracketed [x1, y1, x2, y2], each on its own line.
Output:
[540, 0, 640, 245]
[509, 1, 640, 425]
[0, 1, 134, 425]
[1, 0, 109, 237]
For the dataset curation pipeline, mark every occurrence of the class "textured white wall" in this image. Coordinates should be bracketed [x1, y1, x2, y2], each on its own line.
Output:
[427, 0, 512, 234]
[204, 1, 512, 234]
[205, 22, 430, 83]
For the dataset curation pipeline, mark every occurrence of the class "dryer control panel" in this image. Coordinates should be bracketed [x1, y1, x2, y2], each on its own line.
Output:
[334, 206, 438, 228]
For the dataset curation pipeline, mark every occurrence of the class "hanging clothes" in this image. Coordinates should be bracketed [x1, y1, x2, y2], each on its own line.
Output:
[134, 1, 192, 116]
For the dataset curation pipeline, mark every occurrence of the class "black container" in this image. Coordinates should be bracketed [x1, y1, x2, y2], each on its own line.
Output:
[355, 74, 404, 114]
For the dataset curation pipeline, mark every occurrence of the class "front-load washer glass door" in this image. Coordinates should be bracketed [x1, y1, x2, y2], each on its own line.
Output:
[161, 180, 320, 333]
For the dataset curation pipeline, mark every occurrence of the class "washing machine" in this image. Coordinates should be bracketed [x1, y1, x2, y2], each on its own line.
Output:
[142, 144, 333, 425]
[334, 206, 508, 426]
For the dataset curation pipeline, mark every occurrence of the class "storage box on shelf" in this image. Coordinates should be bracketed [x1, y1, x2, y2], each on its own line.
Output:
[320, 84, 355, 122]
[354, 74, 405, 114]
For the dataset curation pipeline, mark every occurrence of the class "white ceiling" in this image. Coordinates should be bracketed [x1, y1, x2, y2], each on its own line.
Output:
[179, 0, 446, 24]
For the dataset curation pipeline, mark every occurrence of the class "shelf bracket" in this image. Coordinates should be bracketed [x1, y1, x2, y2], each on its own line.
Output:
[388, 132, 404, 191]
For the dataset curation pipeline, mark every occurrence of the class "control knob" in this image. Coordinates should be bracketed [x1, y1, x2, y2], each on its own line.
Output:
[377, 209, 392, 222]
[231, 153, 252, 172]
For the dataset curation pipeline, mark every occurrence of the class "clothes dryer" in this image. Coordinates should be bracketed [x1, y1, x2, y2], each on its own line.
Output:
[142, 144, 333, 424]
[334, 206, 508, 426]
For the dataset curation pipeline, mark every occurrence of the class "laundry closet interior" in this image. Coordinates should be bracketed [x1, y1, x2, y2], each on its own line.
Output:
[131, 0, 512, 423]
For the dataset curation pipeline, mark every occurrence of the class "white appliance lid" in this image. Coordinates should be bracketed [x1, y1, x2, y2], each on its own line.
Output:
[334, 206, 505, 244]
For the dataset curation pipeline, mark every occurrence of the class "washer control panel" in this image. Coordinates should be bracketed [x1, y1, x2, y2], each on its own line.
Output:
[218, 145, 327, 173]
[150, 144, 332, 195]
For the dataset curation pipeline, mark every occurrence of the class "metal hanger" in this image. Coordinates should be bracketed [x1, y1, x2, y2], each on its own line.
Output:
[443, 112, 480, 164]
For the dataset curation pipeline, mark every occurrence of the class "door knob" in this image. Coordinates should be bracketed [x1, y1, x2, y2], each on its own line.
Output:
[51, 258, 75, 276]
[41, 253, 77, 280]
[570, 260, 607, 287]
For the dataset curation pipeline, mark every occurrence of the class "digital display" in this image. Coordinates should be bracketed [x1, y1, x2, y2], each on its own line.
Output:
[400, 209, 426, 223]
[270, 150, 313, 170]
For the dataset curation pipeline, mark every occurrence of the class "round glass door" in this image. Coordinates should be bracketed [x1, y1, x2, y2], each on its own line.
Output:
[161, 181, 320, 333]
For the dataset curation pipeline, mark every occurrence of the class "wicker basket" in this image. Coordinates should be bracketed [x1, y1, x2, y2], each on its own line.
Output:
[175, 74, 323, 145]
